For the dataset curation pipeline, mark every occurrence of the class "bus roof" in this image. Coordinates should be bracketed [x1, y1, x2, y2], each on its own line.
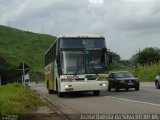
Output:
[45, 34, 105, 55]
[59, 34, 104, 39]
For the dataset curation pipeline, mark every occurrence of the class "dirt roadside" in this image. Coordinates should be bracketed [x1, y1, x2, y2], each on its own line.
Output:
[27, 105, 65, 120]
[27, 83, 79, 120]
[25, 89, 68, 120]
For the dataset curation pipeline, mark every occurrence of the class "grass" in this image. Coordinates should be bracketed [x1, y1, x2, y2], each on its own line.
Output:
[0, 25, 56, 81]
[109, 60, 134, 74]
[109, 60, 160, 82]
[2, 25, 159, 82]
[134, 64, 160, 82]
[0, 83, 44, 115]
[109, 62, 160, 81]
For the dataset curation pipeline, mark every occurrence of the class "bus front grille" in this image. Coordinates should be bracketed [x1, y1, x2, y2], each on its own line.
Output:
[75, 78, 85, 81]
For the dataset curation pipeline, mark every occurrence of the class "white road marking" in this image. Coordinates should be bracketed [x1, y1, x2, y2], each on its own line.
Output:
[106, 96, 160, 107]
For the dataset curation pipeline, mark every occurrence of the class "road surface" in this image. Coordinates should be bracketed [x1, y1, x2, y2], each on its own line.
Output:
[31, 82, 160, 119]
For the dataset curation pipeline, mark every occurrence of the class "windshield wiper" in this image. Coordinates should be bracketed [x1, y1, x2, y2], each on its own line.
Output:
[88, 63, 98, 75]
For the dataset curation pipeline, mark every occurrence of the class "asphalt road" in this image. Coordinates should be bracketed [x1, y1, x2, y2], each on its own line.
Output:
[31, 82, 160, 115]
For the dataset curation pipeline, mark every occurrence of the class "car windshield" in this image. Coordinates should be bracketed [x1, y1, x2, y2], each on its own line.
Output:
[116, 72, 133, 78]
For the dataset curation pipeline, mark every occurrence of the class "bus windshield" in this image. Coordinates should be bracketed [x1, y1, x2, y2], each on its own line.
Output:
[60, 51, 85, 74]
[60, 38, 106, 48]
[60, 50, 107, 75]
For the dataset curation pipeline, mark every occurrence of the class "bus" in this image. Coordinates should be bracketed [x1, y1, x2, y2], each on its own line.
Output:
[45, 34, 111, 97]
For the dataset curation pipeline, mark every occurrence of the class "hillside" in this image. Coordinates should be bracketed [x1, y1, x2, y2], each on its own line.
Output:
[0, 25, 56, 82]
[109, 60, 134, 73]
[0, 25, 136, 83]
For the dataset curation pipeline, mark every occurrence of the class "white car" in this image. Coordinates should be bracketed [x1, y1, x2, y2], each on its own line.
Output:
[155, 75, 160, 89]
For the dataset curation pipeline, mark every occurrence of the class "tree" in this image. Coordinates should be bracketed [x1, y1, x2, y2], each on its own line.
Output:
[132, 47, 160, 66]
[0, 52, 20, 84]
[111, 52, 121, 61]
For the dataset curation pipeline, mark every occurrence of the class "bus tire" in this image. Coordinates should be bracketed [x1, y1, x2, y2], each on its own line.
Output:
[47, 81, 49, 89]
[58, 92, 64, 97]
[93, 90, 100, 96]
[48, 89, 54, 94]
[56, 79, 58, 93]
[108, 84, 111, 92]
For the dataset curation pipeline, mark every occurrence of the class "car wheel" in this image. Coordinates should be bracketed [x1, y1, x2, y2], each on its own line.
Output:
[155, 80, 160, 89]
[115, 86, 119, 92]
[135, 87, 139, 91]
[108, 87, 111, 92]
[108, 85, 111, 92]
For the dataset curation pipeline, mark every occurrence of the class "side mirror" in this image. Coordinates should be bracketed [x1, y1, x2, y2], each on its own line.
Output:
[109, 54, 112, 64]
[105, 52, 112, 65]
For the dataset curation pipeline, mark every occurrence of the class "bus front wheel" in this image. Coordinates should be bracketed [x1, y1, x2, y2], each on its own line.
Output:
[93, 90, 100, 96]
[58, 92, 64, 97]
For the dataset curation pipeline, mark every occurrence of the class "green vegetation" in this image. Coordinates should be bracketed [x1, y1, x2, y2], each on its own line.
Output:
[130, 47, 160, 81]
[109, 60, 134, 75]
[134, 64, 160, 81]
[0, 25, 56, 82]
[109, 51, 134, 74]
[109, 49, 160, 81]
[132, 47, 160, 66]
[109, 59, 160, 81]
[1, 25, 160, 82]
[110, 60, 132, 71]
[0, 83, 44, 114]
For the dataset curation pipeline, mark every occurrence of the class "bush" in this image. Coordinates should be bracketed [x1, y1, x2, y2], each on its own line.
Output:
[133, 47, 160, 66]
[134, 64, 160, 81]
[0, 83, 44, 114]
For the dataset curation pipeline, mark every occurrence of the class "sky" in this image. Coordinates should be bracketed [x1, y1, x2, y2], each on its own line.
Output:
[0, 0, 160, 60]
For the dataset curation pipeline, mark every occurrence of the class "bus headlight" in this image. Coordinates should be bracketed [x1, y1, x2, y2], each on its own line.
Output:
[100, 83, 106, 87]
[65, 85, 72, 88]
[65, 85, 69, 88]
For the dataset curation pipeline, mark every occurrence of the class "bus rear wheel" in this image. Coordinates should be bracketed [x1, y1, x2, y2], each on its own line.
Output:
[48, 89, 54, 94]
[47, 81, 53, 94]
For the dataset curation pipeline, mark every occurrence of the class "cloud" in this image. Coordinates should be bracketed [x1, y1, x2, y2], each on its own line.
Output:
[89, 0, 104, 4]
[123, 0, 156, 2]
[0, 0, 160, 59]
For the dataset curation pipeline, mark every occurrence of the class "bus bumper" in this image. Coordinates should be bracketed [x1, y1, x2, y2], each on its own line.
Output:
[59, 81, 108, 92]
